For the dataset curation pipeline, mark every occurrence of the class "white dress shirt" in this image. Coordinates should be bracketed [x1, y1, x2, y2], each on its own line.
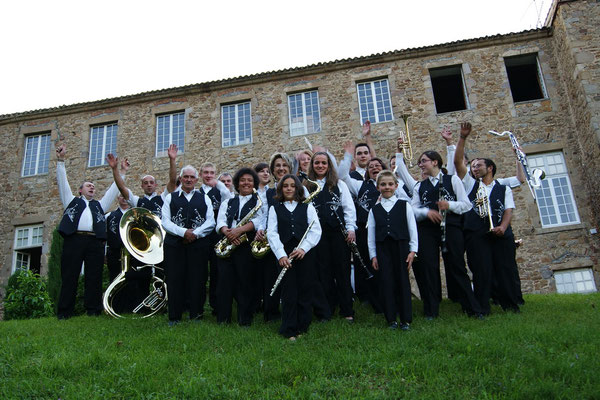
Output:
[57, 161, 121, 232]
[126, 190, 168, 209]
[215, 193, 265, 234]
[202, 181, 234, 202]
[411, 171, 472, 221]
[315, 177, 357, 232]
[161, 188, 215, 239]
[462, 174, 515, 210]
[367, 196, 418, 260]
[267, 201, 322, 260]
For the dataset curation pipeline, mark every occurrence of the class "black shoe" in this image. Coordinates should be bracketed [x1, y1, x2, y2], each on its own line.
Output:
[87, 311, 102, 316]
[400, 323, 410, 331]
[388, 321, 399, 330]
[57, 314, 70, 320]
[425, 316, 435, 321]
[168, 320, 180, 327]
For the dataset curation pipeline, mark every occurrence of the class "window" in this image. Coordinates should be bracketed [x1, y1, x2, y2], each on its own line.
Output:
[528, 152, 580, 227]
[88, 123, 117, 167]
[288, 91, 321, 136]
[13, 225, 44, 274]
[22, 133, 51, 177]
[429, 65, 469, 114]
[357, 79, 393, 124]
[222, 102, 252, 147]
[555, 269, 597, 294]
[156, 112, 185, 157]
[504, 54, 547, 102]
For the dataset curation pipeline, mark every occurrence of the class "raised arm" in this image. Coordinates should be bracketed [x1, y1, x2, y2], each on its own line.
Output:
[166, 144, 178, 193]
[454, 122, 471, 180]
[101, 154, 127, 212]
[55, 144, 75, 208]
[363, 120, 376, 159]
[107, 153, 130, 201]
[441, 126, 457, 175]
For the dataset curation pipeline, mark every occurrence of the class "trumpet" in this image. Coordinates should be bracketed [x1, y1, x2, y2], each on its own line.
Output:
[215, 188, 262, 258]
[488, 130, 545, 202]
[398, 114, 414, 167]
[103, 207, 167, 319]
[474, 178, 495, 231]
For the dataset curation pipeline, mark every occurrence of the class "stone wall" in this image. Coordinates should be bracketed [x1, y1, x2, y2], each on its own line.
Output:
[0, 0, 598, 294]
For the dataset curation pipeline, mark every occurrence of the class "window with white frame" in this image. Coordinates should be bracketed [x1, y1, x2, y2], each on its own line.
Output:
[528, 152, 580, 227]
[88, 123, 118, 167]
[357, 79, 393, 125]
[288, 90, 321, 136]
[504, 53, 548, 103]
[22, 133, 51, 177]
[221, 102, 252, 147]
[554, 268, 597, 294]
[156, 112, 185, 157]
[13, 225, 44, 274]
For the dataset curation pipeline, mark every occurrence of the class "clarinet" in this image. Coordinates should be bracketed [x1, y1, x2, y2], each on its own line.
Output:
[270, 221, 316, 296]
[330, 205, 373, 280]
[439, 187, 449, 253]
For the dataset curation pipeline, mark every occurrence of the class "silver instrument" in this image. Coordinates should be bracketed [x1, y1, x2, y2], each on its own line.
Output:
[439, 187, 450, 253]
[330, 205, 373, 280]
[474, 178, 495, 231]
[488, 130, 545, 201]
[215, 189, 262, 258]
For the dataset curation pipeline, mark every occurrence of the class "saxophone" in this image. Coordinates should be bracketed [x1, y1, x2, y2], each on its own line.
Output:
[250, 173, 322, 258]
[215, 189, 263, 259]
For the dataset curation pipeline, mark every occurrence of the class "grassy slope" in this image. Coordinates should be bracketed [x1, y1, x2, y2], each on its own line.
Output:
[1, 293, 599, 399]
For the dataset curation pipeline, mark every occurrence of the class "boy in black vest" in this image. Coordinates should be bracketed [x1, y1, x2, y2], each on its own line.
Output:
[55, 145, 123, 319]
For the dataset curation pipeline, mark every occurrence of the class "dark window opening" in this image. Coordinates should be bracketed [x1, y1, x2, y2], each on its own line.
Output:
[430, 65, 467, 114]
[16, 247, 42, 275]
[505, 54, 546, 102]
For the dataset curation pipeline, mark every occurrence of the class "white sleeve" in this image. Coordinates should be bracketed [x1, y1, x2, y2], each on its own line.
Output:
[337, 152, 353, 182]
[446, 145, 457, 176]
[448, 175, 472, 215]
[339, 181, 357, 232]
[405, 202, 419, 253]
[498, 176, 521, 188]
[327, 151, 339, 174]
[161, 193, 187, 238]
[504, 185, 515, 210]
[216, 181, 233, 201]
[215, 199, 230, 234]
[192, 195, 216, 238]
[367, 209, 376, 260]
[56, 161, 75, 208]
[267, 206, 287, 260]
[395, 152, 418, 196]
[462, 173, 476, 193]
[410, 181, 429, 221]
[126, 189, 140, 208]
[100, 181, 121, 212]
[394, 186, 411, 202]
[299, 203, 322, 254]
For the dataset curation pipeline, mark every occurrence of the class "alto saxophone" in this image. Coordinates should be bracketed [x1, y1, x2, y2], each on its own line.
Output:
[215, 189, 263, 259]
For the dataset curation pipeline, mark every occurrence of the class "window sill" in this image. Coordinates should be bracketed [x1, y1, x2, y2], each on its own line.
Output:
[435, 108, 470, 116]
[534, 223, 584, 235]
[21, 173, 49, 178]
[513, 98, 549, 105]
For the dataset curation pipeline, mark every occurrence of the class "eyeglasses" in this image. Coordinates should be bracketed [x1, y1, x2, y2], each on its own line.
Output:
[418, 158, 431, 165]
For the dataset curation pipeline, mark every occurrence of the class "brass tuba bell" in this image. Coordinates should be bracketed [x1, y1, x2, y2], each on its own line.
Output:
[103, 207, 168, 318]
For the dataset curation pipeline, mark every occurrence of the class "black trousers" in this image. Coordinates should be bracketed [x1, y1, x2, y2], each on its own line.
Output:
[376, 238, 412, 324]
[208, 231, 219, 312]
[465, 229, 521, 314]
[315, 227, 354, 318]
[262, 251, 282, 321]
[279, 240, 315, 338]
[58, 234, 104, 317]
[355, 223, 381, 312]
[216, 242, 256, 325]
[164, 237, 209, 321]
[414, 223, 482, 318]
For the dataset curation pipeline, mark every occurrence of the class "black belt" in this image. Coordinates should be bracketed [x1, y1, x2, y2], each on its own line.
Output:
[76, 231, 96, 236]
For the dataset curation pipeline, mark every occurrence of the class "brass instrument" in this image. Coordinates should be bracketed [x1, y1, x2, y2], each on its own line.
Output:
[215, 188, 263, 259]
[103, 207, 167, 319]
[270, 220, 316, 296]
[251, 172, 322, 258]
[474, 178, 495, 231]
[488, 130, 546, 202]
[399, 114, 414, 167]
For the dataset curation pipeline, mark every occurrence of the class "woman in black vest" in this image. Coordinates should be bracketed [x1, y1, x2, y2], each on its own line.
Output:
[307, 151, 357, 322]
[368, 170, 418, 330]
[267, 174, 322, 340]
[410, 151, 483, 319]
[215, 168, 263, 326]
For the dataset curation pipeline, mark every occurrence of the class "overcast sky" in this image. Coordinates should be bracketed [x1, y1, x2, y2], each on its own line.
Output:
[0, 0, 553, 116]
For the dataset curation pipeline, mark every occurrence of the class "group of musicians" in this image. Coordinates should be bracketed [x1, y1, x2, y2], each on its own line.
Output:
[55, 121, 524, 339]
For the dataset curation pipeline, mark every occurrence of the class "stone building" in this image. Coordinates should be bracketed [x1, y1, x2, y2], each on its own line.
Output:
[0, 0, 598, 295]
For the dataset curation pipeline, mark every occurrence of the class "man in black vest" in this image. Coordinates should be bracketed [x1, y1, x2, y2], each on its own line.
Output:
[55, 144, 122, 319]
[348, 121, 376, 181]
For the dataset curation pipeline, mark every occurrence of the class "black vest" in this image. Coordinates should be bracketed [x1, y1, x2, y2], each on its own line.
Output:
[58, 197, 107, 239]
[266, 187, 277, 209]
[275, 202, 309, 244]
[418, 175, 461, 227]
[165, 190, 209, 245]
[356, 180, 380, 224]
[313, 184, 345, 229]
[137, 195, 164, 218]
[373, 201, 410, 242]
[225, 194, 258, 241]
[350, 170, 364, 181]
[200, 186, 222, 217]
[106, 208, 124, 249]
[464, 180, 513, 236]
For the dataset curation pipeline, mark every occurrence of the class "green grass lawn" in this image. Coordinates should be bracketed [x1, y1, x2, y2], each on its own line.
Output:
[1, 293, 599, 399]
